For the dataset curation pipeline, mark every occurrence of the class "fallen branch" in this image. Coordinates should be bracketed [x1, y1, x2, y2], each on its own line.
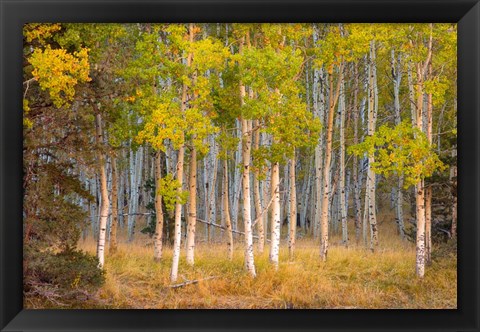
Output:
[169, 276, 217, 289]
[437, 228, 452, 238]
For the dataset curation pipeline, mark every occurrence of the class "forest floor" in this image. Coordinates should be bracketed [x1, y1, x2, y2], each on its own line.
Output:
[64, 221, 457, 309]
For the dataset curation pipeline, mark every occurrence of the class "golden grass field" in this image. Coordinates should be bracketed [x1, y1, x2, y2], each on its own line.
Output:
[60, 220, 457, 309]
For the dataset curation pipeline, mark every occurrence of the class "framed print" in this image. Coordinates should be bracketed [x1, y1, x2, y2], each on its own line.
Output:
[1, 0, 479, 331]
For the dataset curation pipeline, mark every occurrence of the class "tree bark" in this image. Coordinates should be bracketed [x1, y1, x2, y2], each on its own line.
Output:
[367, 40, 378, 252]
[153, 151, 165, 262]
[392, 49, 405, 239]
[223, 157, 234, 260]
[239, 33, 256, 277]
[242, 118, 256, 276]
[253, 120, 265, 253]
[288, 153, 297, 258]
[425, 186, 432, 265]
[352, 63, 362, 244]
[94, 112, 110, 269]
[109, 156, 118, 253]
[270, 162, 281, 268]
[425, 63, 434, 264]
[320, 62, 343, 262]
[339, 79, 348, 247]
[170, 23, 193, 283]
[186, 147, 197, 265]
[450, 146, 457, 238]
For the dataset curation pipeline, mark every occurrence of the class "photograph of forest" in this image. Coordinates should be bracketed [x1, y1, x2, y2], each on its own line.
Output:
[23, 23, 457, 309]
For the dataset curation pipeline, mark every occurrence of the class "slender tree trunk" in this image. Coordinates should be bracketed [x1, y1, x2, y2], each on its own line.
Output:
[415, 179, 426, 277]
[414, 26, 433, 278]
[320, 63, 344, 262]
[242, 118, 256, 276]
[425, 64, 434, 264]
[95, 112, 110, 269]
[186, 147, 197, 265]
[253, 121, 264, 253]
[239, 34, 256, 276]
[171, 23, 193, 283]
[223, 157, 234, 260]
[300, 157, 313, 231]
[339, 80, 348, 247]
[313, 67, 325, 239]
[312, 26, 322, 237]
[288, 153, 297, 258]
[367, 41, 378, 251]
[425, 186, 432, 265]
[270, 162, 281, 268]
[450, 146, 457, 238]
[392, 49, 405, 239]
[127, 146, 143, 242]
[109, 156, 118, 253]
[153, 151, 165, 261]
[231, 119, 242, 232]
[352, 64, 362, 244]
[414, 66, 427, 278]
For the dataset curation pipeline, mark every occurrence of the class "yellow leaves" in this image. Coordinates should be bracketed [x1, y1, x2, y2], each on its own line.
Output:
[29, 45, 91, 108]
[191, 25, 202, 35]
[23, 98, 33, 129]
[24, 23, 62, 44]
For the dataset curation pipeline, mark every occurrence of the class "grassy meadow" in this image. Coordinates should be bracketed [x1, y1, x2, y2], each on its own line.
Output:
[26, 219, 457, 309]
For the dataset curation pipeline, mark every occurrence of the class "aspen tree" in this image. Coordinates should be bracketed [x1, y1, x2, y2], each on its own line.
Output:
[288, 152, 297, 257]
[391, 49, 405, 239]
[253, 120, 265, 253]
[170, 24, 194, 282]
[153, 151, 165, 261]
[239, 32, 257, 277]
[352, 63, 362, 243]
[339, 79, 348, 247]
[223, 156, 234, 260]
[319, 62, 344, 261]
[94, 111, 110, 269]
[366, 40, 378, 252]
[413, 25, 432, 278]
[109, 156, 119, 253]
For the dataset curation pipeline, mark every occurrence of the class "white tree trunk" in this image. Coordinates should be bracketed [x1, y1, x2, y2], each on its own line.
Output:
[242, 118, 256, 276]
[367, 41, 378, 251]
[253, 120, 265, 253]
[288, 153, 297, 258]
[425, 186, 432, 265]
[109, 156, 118, 253]
[270, 162, 281, 268]
[415, 179, 426, 277]
[231, 119, 242, 232]
[223, 157, 234, 260]
[127, 146, 143, 242]
[153, 151, 165, 261]
[339, 80, 348, 247]
[392, 49, 405, 239]
[95, 112, 110, 269]
[239, 33, 255, 276]
[186, 147, 197, 265]
[320, 63, 343, 261]
[450, 146, 457, 238]
[352, 63, 362, 243]
[170, 23, 193, 283]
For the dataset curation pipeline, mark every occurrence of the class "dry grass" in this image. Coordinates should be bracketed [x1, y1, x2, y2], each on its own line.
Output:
[70, 220, 457, 309]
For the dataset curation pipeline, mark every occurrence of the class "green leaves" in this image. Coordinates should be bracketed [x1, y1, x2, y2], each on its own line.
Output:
[159, 174, 188, 212]
[348, 121, 445, 188]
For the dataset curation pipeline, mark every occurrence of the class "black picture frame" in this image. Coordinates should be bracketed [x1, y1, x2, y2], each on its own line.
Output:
[1, 0, 479, 331]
